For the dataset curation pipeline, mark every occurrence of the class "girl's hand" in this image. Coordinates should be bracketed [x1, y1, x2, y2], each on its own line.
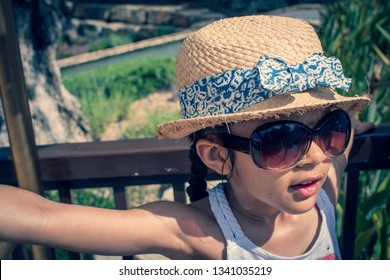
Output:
[351, 118, 376, 135]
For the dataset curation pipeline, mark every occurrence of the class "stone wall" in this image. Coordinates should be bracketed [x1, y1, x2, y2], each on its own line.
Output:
[73, 0, 324, 16]
[64, 0, 323, 47]
[62, 1, 224, 49]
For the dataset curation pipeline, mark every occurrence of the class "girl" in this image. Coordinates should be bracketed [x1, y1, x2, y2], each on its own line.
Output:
[0, 15, 371, 259]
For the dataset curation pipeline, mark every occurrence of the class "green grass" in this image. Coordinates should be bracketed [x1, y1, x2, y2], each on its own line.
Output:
[62, 55, 176, 139]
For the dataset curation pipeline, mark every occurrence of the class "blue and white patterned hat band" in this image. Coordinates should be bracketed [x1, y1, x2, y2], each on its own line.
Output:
[178, 52, 352, 120]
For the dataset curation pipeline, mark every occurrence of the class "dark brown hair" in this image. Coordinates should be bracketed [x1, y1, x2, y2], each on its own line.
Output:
[186, 125, 233, 202]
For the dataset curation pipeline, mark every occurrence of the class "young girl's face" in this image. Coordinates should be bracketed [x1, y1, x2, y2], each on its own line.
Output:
[227, 108, 333, 216]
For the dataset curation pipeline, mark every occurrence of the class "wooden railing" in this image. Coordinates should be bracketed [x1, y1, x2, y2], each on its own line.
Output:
[0, 124, 389, 259]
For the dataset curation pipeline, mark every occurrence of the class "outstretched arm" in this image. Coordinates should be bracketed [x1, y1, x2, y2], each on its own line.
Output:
[0, 184, 218, 259]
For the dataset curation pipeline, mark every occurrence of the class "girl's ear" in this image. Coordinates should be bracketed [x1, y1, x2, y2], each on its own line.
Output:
[196, 138, 232, 175]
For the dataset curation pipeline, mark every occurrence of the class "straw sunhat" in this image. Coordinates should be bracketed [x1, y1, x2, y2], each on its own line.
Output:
[157, 15, 370, 139]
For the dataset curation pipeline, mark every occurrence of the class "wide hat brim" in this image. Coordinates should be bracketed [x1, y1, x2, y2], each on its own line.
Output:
[157, 87, 370, 139]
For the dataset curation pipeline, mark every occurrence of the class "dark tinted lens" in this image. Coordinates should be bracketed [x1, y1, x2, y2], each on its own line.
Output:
[318, 111, 350, 156]
[253, 124, 310, 169]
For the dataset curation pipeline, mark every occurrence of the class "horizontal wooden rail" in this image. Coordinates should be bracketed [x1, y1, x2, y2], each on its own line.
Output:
[0, 124, 389, 259]
[1, 125, 389, 188]
[0, 138, 192, 189]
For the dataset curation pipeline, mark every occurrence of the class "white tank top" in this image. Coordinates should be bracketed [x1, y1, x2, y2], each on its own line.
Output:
[209, 183, 341, 260]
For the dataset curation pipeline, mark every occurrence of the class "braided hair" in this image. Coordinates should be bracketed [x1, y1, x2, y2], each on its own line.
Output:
[186, 125, 231, 202]
[187, 138, 209, 202]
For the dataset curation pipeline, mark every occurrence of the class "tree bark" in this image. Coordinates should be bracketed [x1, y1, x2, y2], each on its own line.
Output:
[0, 0, 91, 147]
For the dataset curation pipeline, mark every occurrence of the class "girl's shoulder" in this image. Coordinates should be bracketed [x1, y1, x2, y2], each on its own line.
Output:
[138, 197, 226, 259]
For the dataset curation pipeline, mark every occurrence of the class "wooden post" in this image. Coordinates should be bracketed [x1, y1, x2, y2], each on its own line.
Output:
[0, 0, 52, 259]
[341, 171, 360, 259]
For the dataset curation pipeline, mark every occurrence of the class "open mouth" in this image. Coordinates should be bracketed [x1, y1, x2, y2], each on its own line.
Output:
[290, 178, 322, 197]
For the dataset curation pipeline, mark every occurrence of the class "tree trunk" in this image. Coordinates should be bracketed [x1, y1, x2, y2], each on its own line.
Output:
[0, 0, 91, 147]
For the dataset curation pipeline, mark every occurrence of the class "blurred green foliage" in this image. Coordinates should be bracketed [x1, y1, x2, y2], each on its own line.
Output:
[87, 34, 135, 52]
[320, 0, 389, 259]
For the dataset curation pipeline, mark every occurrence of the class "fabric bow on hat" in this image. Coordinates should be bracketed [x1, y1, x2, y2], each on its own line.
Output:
[257, 52, 351, 94]
[178, 52, 352, 119]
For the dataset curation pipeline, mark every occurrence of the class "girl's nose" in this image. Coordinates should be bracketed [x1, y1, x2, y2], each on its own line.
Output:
[298, 141, 328, 167]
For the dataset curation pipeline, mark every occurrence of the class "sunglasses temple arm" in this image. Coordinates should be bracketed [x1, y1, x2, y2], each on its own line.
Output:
[218, 134, 251, 155]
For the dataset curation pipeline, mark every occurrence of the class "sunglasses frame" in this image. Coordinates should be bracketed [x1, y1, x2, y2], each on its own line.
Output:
[214, 109, 352, 170]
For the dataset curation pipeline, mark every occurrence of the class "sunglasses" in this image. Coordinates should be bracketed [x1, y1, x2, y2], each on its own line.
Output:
[214, 109, 351, 170]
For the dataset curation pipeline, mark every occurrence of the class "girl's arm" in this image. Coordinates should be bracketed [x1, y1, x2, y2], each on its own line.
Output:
[0, 184, 216, 259]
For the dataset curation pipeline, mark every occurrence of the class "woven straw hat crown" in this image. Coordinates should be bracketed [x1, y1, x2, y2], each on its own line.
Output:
[176, 15, 322, 89]
[157, 15, 370, 139]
